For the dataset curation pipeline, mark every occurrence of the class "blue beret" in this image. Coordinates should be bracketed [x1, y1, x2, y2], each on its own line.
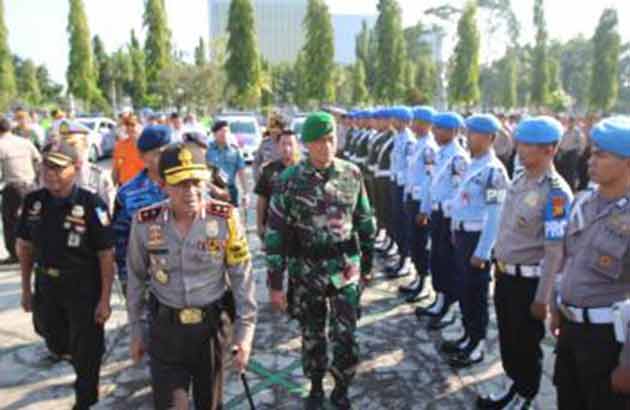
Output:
[413, 106, 436, 123]
[514, 116, 563, 144]
[433, 112, 465, 129]
[391, 106, 413, 122]
[465, 114, 501, 135]
[591, 116, 630, 158]
[137, 125, 172, 152]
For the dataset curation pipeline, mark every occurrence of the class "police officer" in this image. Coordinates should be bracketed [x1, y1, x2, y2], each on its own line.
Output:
[417, 112, 469, 330]
[476, 117, 572, 408]
[388, 106, 415, 278]
[17, 141, 115, 410]
[126, 144, 256, 410]
[0, 116, 41, 264]
[182, 128, 231, 202]
[551, 116, 630, 409]
[265, 112, 376, 410]
[445, 114, 509, 368]
[112, 125, 170, 292]
[58, 121, 116, 212]
[253, 111, 284, 181]
[398, 106, 438, 302]
[207, 121, 248, 208]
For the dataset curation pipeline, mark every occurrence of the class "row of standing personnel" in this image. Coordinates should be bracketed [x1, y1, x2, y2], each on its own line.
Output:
[341, 106, 630, 410]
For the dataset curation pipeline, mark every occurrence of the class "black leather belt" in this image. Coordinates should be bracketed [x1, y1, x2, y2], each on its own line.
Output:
[151, 294, 222, 326]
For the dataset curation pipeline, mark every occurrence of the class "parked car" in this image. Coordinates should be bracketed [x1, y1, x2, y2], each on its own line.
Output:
[213, 114, 262, 164]
[75, 117, 117, 162]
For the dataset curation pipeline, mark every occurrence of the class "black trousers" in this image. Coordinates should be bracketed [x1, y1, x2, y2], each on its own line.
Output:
[429, 210, 456, 302]
[555, 150, 580, 192]
[454, 230, 490, 342]
[2, 182, 32, 259]
[494, 273, 545, 399]
[405, 199, 430, 275]
[554, 319, 630, 410]
[34, 275, 104, 407]
[374, 177, 389, 232]
[149, 304, 226, 410]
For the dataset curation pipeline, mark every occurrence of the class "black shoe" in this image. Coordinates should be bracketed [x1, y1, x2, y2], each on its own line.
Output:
[415, 293, 446, 318]
[306, 379, 325, 410]
[399, 277, 421, 293]
[440, 334, 469, 355]
[330, 387, 351, 410]
[387, 260, 411, 278]
[449, 340, 485, 369]
[428, 312, 456, 330]
[476, 384, 515, 409]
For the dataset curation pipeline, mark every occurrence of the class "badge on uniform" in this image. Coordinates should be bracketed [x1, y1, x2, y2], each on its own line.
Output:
[67, 232, 81, 247]
[148, 225, 165, 248]
[599, 255, 613, 269]
[95, 207, 110, 226]
[552, 196, 566, 217]
[608, 214, 630, 236]
[154, 269, 169, 284]
[525, 191, 539, 208]
[30, 201, 42, 215]
[485, 189, 498, 204]
[72, 205, 85, 218]
[206, 220, 219, 237]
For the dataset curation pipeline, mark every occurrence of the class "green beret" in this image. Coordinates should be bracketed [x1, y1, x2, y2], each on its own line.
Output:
[302, 112, 335, 143]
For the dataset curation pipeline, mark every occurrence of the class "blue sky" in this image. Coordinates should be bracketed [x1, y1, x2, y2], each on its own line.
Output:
[6, 0, 630, 86]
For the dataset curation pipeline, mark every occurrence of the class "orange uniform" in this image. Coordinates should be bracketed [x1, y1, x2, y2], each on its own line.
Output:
[112, 138, 144, 185]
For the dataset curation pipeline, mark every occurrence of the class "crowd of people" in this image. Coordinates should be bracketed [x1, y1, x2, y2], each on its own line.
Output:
[0, 103, 629, 410]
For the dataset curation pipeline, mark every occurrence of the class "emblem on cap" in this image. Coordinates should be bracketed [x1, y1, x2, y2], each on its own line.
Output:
[155, 269, 169, 284]
[72, 205, 85, 218]
[178, 147, 194, 167]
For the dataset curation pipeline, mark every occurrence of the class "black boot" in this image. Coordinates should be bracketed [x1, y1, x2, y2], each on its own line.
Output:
[448, 339, 485, 369]
[440, 333, 469, 355]
[403, 276, 427, 303]
[305, 378, 325, 410]
[476, 384, 516, 409]
[330, 385, 350, 410]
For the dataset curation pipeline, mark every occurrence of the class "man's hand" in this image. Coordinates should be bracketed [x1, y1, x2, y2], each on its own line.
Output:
[130, 336, 145, 365]
[270, 290, 287, 312]
[549, 308, 562, 338]
[470, 256, 486, 269]
[94, 299, 112, 325]
[530, 301, 548, 321]
[612, 365, 630, 394]
[21, 289, 32, 312]
[415, 213, 429, 227]
[233, 343, 251, 373]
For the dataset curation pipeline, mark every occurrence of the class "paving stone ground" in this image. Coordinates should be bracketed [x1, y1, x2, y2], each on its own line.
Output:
[0, 165, 559, 409]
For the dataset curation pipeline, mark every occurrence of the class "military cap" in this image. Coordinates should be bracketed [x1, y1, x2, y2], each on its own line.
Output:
[514, 116, 564, 144]
[137, 125, 172, 152]
[58, 120, 88, 135]
[302, 112, 335, 143]
[413, 106, 436, 123]
[591, 116, 630, 158]
[42, 140, 80, 167]
[465, 114, 501, 135]
[159, 144, 210, 185]
[433, 112, 465, 129]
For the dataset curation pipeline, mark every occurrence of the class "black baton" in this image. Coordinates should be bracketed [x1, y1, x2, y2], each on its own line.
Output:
[233, 347, 256, 410]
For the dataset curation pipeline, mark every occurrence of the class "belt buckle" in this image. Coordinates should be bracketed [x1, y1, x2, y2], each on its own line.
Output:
[559, 304, 576, 322]
[496, 261, 507, 273]
[46, 268, 60, 278]
[179, 308, 203, 325]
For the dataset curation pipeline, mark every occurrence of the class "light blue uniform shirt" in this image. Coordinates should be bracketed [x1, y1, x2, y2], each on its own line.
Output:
[421, 139, 470, 217]
[390, 127, 415, 186]
[450, 149, 510, 260]
[405, 132, 438, 201]
[206, 141, 246, 186]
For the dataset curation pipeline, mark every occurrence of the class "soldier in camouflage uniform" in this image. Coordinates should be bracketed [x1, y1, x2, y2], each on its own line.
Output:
[58, 121, 116, 212]
[265, 112, 376, 410]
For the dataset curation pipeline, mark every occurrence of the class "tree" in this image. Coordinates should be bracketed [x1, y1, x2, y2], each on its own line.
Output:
[448, 1, 480, 107]
[352, 60, 369, 105]
[530, 0, 549, 107]
[293, 51, 308, 108]
[414, 53, 437, 103]
[36, 65, 63, 103]
[590, 8, 621, 112]
[128, 30, 147, 108]
[270, 62, 297, 105]
[302, 0, 335, 103]
[559, 36, 591, 111]
[374, 0, 406, 102]
[67, 0, 104, 110]
[195, 37, 208, 66]
[0, 0, 15, 110]
[16, 58, 41, 106]
[225, 0, 261, 108]
[500, 49, 517, 109]
[92, 35, 115, 104]
[143, 0, 172, 95]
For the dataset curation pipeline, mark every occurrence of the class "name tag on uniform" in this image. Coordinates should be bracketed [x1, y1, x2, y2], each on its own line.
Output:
[67, 232, 81, 248]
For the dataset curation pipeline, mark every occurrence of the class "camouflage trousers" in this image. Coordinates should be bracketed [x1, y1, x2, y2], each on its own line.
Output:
[292, 274, 361, 389]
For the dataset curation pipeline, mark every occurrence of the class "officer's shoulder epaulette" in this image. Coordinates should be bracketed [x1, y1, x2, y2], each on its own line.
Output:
[548, 173, 563, 189]
[229, 143, 240, 150]
[207, 200, 233, 219]
[136, 201, 167, 223]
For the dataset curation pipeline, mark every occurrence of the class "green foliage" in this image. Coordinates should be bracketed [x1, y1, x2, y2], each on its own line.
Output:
[143, 0, 172, 95]
[448, 1, 480, 107]
[0, 0, 16, 110]
[302, 0, 335, 103]
[530, 0, 549, 107]
[352, 60, 369, 105]
[195, 37, 208, 66]
[129, 30, 147, 108]
[590, 8, 621, 112]
[374, 0, 406, 103]
[16, 58, 41, 106]
[225, 0, 261, 108]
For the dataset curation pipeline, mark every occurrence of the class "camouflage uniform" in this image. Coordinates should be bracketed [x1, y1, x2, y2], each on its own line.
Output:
[265, 158, 376, 392]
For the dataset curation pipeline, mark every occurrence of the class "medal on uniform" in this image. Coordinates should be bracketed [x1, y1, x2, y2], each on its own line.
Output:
[67, 232, 81, 248]
[524, 191, 539, 208]
[30, 201, 42, 215]
[72, 205, 85, 218]
[599, 255, 613, 268]
[64, 222, 71, 229]
[148, 225, 165, 248]
[517, 216, 528, 228]
[155, 269, 169, 284]
[609, 214, 630, 236]
[206, 220, 219, 237]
